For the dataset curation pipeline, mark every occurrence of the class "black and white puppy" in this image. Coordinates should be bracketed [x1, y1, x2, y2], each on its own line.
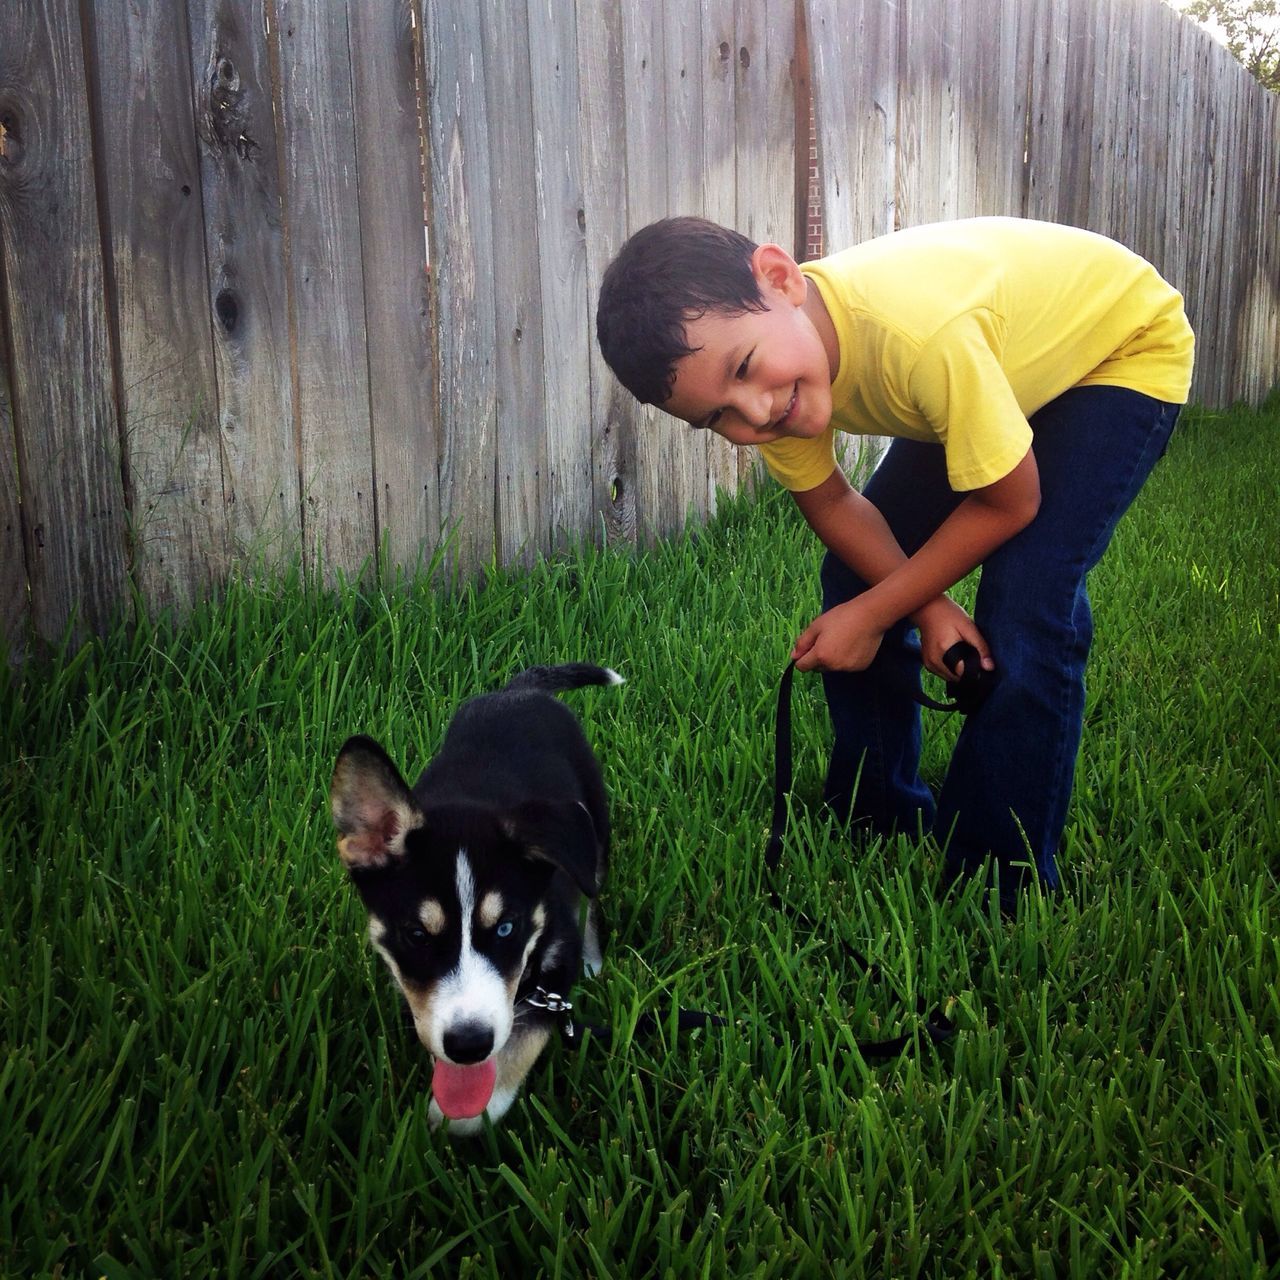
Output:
[330, 664, 618, 1135]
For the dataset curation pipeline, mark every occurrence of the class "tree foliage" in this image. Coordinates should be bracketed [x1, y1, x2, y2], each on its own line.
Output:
[1182, 0, 1280, 92]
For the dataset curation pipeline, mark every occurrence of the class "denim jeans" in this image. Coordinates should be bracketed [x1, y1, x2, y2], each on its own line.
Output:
[819, 386, 1181, 906]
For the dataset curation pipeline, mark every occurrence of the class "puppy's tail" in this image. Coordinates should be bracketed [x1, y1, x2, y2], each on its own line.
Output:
[506, 664, 624, 694]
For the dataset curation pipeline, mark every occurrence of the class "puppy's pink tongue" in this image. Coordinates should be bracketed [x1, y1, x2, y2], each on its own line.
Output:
[432, 1059, 497, 1120]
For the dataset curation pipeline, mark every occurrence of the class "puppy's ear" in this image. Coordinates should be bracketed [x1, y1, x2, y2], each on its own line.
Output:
[502, 800, 601, 896]
[330, 736, 423, 870]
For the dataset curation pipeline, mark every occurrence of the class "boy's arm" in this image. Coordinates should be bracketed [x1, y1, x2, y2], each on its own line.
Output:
[790, 448, 1040, 674]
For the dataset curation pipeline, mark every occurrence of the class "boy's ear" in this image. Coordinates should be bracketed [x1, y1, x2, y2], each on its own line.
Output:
[750, 243, 805, 303]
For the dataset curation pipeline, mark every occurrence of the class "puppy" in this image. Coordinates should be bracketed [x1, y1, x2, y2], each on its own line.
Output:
[329, 664, 618, 1135]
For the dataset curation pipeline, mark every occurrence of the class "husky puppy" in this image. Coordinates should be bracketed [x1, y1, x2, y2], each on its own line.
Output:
[330, 664, 618, 1135]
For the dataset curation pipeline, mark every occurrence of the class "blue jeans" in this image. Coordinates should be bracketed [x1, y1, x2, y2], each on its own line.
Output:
[820, 386, 1180, 905]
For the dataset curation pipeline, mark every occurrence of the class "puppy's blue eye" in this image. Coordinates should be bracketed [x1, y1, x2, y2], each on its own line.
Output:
[496, 920, 514, 939]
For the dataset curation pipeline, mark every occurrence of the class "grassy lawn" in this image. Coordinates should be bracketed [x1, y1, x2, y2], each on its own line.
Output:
[2, 402, 1278, 1278]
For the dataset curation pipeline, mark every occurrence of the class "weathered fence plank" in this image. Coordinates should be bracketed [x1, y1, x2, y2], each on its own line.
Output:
[1023, 0, 1071, 222]
[486, 0, 547, 567]
[808, 0, 897, 250]
[529, 0, 594, 552]
[577, 0, 636, 548]
[1054, 0, 1098, 232]
[622, 0, 677, 540]
[701, 0, 741, 509]
[349, 0, 439, 572]
[274, 0, 375, 578]
[661, 0, 707, 533]
[897, 0, 963, 228]
[89, 0, 229, 613]
[735, 0, 796, 486]
[423, 1, 497, 574]
[0, 0, 129, 642]
[187, 0, 300, 567]
[0, 337, 25, 657]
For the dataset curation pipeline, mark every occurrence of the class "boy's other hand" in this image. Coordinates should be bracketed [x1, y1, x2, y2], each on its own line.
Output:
[913, 596, 994, 681]
[792, 599, 885, 672]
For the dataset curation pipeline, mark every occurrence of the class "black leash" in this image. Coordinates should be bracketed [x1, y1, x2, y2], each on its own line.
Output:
[764, 642, 992, 1058]
[561, 643, 994, 1057]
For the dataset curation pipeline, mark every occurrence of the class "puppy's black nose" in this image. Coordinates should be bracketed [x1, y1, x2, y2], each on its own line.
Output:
[443, 1021, 494, 1064]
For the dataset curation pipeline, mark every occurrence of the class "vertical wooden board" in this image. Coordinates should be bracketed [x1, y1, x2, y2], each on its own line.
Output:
[1213, 61, 1233, 404]
[953, 0, 988, 219]
[1180, 26, 1214, 404]
[1094, 0, 1124, 237]
[701, 0, 740, 509]
[993, 0, 1034, 216]
[0, 0, 129, 642]
[1233, 75, 1262, 403]
[1083, 0, 1120, 237]
[187, 0, 300, 567]
[273, 0, 375, 578]
[528, 0, 594, 551]
[962, 0, 1030, 220]
[1104, 0, 1142, 247]
[423, 1, 497, 573]
[1197, 39, 1231, 406]
[1247, 85, 1274, 404]
[621, 0, 672, 541]
[1135, 1, 1175, 277]
[809, 0, 897, 250]
[897, 0, 961, 229]
[88, 0, 229, 615]
[1263, 95, 1280, 401]
[662, 0, 709, 530]
[576, 0, 637, 547]
[348, 0, 439, 572]
[1159, 9, 1188, 296]
[807, 0, 892, 481]
[483, 0, 545, 567]
[1054, 0, 1096, 230]
[735, 0, 796, 247]
[735, 0, 796, 487]
[1220, 63, 1251, 404]
[0, 321, 28, 658]
[1023, 0, 1070, 221]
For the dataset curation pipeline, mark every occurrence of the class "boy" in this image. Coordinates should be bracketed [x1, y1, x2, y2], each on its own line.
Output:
[595, 216, 1193, 909]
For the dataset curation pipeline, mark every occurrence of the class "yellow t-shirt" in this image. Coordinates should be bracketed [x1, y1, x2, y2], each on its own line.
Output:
[759, 218, 1195, 493]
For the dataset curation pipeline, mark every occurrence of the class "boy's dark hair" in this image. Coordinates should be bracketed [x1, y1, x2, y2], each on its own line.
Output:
[595, 217, 765, 406]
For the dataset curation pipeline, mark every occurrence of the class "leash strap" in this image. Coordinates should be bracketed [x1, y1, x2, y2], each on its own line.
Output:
[765, 653, 982, 1058]
[561, 646, 990, 1057]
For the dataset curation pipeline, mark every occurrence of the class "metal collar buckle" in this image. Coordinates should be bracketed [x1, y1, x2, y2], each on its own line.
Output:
[523, 986, 574, 1038]
[524, 986, 573, 1014]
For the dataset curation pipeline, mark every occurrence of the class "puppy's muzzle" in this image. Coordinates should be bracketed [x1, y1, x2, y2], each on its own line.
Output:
[443, 1020, 495, 1064]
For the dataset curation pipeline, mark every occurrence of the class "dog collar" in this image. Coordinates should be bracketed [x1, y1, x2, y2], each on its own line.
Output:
[519, 985, 575, 1039]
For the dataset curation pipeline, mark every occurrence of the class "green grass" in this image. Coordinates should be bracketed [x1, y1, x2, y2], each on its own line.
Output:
[2, 403, 1278, 1278]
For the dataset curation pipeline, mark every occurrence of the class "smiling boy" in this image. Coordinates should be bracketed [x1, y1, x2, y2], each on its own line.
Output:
[596, 216, 1193, 908]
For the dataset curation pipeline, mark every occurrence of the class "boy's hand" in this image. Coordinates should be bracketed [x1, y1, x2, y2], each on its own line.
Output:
[791, 599, 885, 672]
[913, 597, 994, 681]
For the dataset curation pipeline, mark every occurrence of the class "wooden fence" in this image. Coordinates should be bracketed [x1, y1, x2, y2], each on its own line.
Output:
[1, 0, 1277, 658]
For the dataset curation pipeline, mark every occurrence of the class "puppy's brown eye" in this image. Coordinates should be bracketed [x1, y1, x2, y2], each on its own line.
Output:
[406, 926, 429, 946]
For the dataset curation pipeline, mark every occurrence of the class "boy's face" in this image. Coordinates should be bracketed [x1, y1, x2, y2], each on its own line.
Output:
[660, 244, 836, 447]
